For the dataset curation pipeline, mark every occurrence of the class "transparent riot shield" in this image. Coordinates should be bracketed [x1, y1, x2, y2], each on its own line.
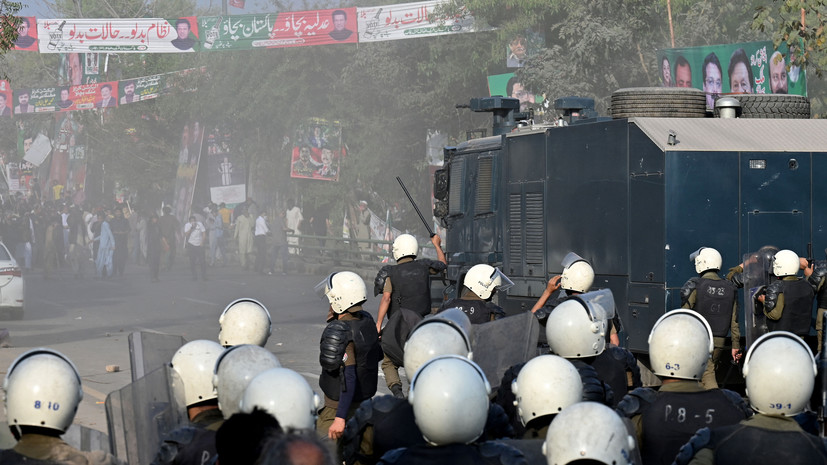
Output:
[471, 311, 540, 390]
[128, 331, 187, 382]
[105, 365, 184, 465]
[743, 251, 773, 350]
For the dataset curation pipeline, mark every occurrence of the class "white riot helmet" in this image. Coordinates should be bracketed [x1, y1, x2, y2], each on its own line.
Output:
[560, 252, 594, 293]
[392, 234, 419, 261]
[545, 289, 615, 358]
[408, 355, 491, 445]
[315, 271, 367, 314]
[431, 307, 474, 342]
[691, 247, 723, 274]
[213, 344, 281, 419]
[403, 310, 474, 378]
[772, 249, 800, 277]
[511, 355, 582, 426]
[648, 309, 713, 380]
[463, 264, 514, 300]
[3, 349, 83, 435]
[218, 298, 272, 347]
[743, 331, 816, 416]
[543, 402, 640, 465]
[239, 368, 321, 430]
[170, 340, 224, 408]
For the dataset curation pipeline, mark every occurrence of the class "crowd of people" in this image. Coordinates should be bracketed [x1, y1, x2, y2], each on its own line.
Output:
[0, 193, 324, 282]
[2, 231, 827, 464]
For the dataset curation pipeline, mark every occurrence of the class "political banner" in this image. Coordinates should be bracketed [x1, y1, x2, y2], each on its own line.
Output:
[265, 7, 358, 48]
[487, 73, 542, 111]
[11, 16, 38, 51]
[173, 122, 205, 227]
[55, 82, 113, 111]
[59, 53, 99, 86]
[119, 74, 164, 104]
[199, 14, 277, 51]
[49, 112, 87, 199]
[0, 81, 11, 117]
[357, 0, 485, 42]
[658, 41, 807, 109]
[13, 87, 58, 114]
[290, 119, 343, 182]
[37, 17, 199, 53]
[205, 125, 246, 204]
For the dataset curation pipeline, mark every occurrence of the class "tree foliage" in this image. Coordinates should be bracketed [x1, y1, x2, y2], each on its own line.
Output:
[2, 1, 825, 221]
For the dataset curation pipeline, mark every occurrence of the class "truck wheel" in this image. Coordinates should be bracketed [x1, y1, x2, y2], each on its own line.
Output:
[718, 94, 810, 119]
[611, 87, 707, 118]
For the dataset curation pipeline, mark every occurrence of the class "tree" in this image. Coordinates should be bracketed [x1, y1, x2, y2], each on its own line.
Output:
[0, 1, 23, 79]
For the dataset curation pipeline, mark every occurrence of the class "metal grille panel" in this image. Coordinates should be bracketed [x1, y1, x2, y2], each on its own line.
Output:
[449, 162, 465, 215]
[475, 158, 494, 215]
[525, 193, 544, 264]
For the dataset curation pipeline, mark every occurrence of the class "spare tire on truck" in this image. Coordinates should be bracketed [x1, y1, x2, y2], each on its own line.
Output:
[722, 94, 810, 119]
[610, 87, 707, 119]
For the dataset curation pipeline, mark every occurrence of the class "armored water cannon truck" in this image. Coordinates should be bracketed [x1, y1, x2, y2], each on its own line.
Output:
[433, 89, 827, 352]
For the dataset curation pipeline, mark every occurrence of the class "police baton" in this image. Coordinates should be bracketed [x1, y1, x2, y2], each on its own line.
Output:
[396, 176, 435, 238]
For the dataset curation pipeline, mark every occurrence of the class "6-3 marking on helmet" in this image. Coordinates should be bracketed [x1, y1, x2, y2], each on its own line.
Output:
[664, 362, 681, 371]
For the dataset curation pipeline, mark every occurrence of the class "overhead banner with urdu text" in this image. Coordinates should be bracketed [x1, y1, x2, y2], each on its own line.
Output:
[199, 7, 357, 51]
[37, 17, 200, 53]
[357, 0, 486, 42]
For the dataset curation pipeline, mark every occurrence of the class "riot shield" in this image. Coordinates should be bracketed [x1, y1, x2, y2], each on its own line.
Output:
[743, 251, 773, 350]
[105, 365, 184, 465]
[128, 331, 186, 381]
[471, 311, 539, 389]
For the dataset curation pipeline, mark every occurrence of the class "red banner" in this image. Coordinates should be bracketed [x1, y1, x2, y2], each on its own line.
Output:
[260, 7, 357, 48]
[12, 16, 38, 51]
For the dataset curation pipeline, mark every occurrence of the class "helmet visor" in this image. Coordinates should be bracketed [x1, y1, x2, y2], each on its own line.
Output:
[689, 247, 704, 262]
[492, 267, 514, 292]
[314, 273, 335, 300]
[572, 288, 615, 321]
[561, 252, 587, 269]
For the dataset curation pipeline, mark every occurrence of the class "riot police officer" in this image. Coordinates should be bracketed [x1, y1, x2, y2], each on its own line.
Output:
[342, 309, 475, 465]
[675, 331, 827, 464]
[543, 402, 641, 465]
[680, 247, 741, 388]
[617, 310, 750, 465]
[0, 349, 123, 465]
[532, 252, 620, 345]
[316, 271, 383, 441]
[239, 367, 321, 431]
[218, 297, 272, 347]
[510, 355, 582, 439]
[759, 250, 821, 349]
[545, 289, 640, 405]
[438, 264, 513, 324]
[152, 340, 225, 465]
[377, 355, 525, 465]
[213, 344, 282, 420]
[374, 234, 447, 398]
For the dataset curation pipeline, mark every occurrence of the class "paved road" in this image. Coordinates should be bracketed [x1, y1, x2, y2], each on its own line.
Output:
[0, 257, 394, 436]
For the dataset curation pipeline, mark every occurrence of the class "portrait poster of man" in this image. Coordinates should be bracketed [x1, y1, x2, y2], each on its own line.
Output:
[205, 125, 246, 204]
[95, 81, 118, 108]
[12, 17, 38, 51]
[487, 73, 542, 112]
[658, 41, 806, 108]
[170, 16, 200, 51]
[506, 30, 543, 68]
[173, 122, 204, 228]
[290, 119, 343, 182]
[0, 81, 11, 117]
[13, 87, 59, 114]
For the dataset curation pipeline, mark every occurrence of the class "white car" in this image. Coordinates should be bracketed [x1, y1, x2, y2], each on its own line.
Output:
[0, 242, 24, 319]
